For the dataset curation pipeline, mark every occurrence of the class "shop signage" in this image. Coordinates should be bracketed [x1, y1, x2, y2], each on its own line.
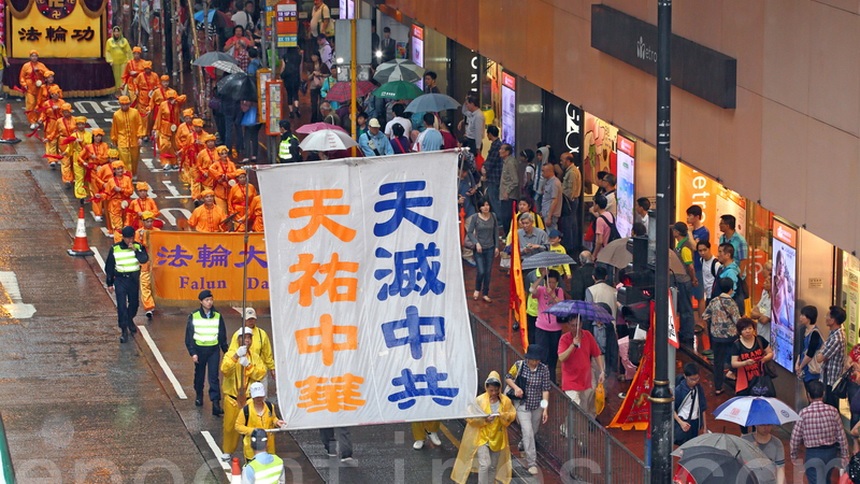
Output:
[564, 103, 582, 160]
[501, 72, 516, 146]
[10, 0, 102, 58]
[411, 25, 424, 89]
[616, 135, 635, 238]
[591, 4, 736, 109]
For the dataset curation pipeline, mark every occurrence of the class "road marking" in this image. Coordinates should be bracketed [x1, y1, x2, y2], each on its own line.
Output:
[201, 430, 232, 477]
[92, 246, 187, 400]
[161, 207, 192, 226]
[141, 157, 165, 173]
[162, 180, 191, 199]
[73, 100, 103, 114]
[439, 423, 459, 448]
[0, 271, 36, 319]
[101, 227, 112, 238]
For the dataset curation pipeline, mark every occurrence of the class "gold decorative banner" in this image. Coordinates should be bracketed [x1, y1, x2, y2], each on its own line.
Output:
[10, 0, 102, 58]
[150, 231, 270, 304]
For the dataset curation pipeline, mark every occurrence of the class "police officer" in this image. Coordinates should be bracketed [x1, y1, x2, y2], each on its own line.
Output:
[242, 429, 285, 483]
[105, 225, 149, 343]
[277, 120, 299, 163]
[184, 289, 228, 416]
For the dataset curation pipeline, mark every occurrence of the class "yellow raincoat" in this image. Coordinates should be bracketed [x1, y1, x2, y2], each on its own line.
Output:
[451, 371, 516, 484]
[220, 340, 267, 455]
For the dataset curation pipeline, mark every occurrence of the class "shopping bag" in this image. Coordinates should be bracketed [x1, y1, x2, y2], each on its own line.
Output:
[595, 382, 605, 415]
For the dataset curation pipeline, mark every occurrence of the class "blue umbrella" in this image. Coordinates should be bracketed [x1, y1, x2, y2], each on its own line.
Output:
[713, 396, 799, 426]
[193, 10, 217, 23]
[544, 300, 614, 323]
[405, 93, 460, 113]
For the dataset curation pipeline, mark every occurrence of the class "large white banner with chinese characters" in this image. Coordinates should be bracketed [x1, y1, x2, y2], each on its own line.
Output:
[258, 151, 479, 429]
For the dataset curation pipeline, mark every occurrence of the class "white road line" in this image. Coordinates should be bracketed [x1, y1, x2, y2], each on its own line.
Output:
[201, 430, 232, 477]
[141, 157, 165, 173]
[92, 246, 187, 400]
[162, 179, 191, 199]
[100, 227, 112, 238]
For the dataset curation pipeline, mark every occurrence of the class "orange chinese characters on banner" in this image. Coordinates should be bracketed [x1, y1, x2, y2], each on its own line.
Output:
[295, 373, 366, 413]
[288, 189, 357, 242]
[294, 314, 359, 366]
[288, 253, 359, 306]
[150, 231, 269, 303]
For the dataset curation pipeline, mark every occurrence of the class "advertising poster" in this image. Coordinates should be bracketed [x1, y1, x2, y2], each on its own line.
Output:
[615, 135, 635, 237]
[675, 163, 746, 246]
[411, 25, 424, 90]
[582, 113, 618, 189]
[846, 269, 860, 349]
[770, 220, 797, 371]
[500, 72, 516, 146]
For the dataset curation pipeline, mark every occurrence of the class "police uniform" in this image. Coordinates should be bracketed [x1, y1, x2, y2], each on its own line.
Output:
[184, 289, 228, 414]
[104, 225, 149, 343]
[242, 429, 285, 483]
[277, 132, 299, 163]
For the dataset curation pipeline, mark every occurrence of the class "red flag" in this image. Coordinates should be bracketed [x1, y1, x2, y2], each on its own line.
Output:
[608, 301, 655, 431]
[509, 203, 529, 349]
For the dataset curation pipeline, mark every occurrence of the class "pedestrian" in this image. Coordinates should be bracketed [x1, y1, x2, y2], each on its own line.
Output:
[816, 305, 846, 407]
[702, 278, 740, 395]
[466, 198, 499, 303]
[358, 118, 393, 157]
[517, 212, 548, 258]
[558, 314, 605, 418]
[583, 302, 619, 377]
[696, 240, 721, 308]
[194, 134, 219, 203]
[731, 317, 774, 428]
[743, 424, 785, 484]
[505, 345, 550, 476]
[384, 103, 412, 140]
[188, 189, 227, 232]
[228, 170, 258, 232]
[227, 308, 275, 381]
[673, 363, 707, 446]
[184, 289, 228, 415]
[0, 41, 8, 100]
[319, 427, 356, 465]
[135, 212, 159, 319]
[570, 250, 595, 301]
[585, 265, 617, 318]
[458, 94, 484, 156]
[795, 305, 823, 384]
[389, 123, 411, 154]
[539, 163, 562, 232]
[451, 371, 516, 484]
[531, 270, 565, 383]
[241, 428, 286, 484]
[235, 382, 285, 460]
[20, 50, 48, 128]
[499, 143, 521, 233]
[716, 243, 744, 311]
[672, 221, 698, 347]
[105, 26, 133, 92]
[279, 48, 302, 119]
[591, 194, 615, 259]
[133, 62, 159, 135]
[558, 152, 582, 255]
[305, 52, 330, 123]
[411, 420, 443, 450]
[77, 127, 108, 204]
[104, 225, 149, 343]
[482, 126, 502, 215]
[790, 380, 850, 484]
[111, 95, 146, 178]
[546, 229, 571, 279]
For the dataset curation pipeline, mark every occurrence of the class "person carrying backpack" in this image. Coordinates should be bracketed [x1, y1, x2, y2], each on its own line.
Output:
[592, 193, 620, 259]
[235, 382, 286, 460]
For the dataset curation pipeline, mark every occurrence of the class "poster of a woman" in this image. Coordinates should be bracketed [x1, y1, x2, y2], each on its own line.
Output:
[770, 232, 797, 370]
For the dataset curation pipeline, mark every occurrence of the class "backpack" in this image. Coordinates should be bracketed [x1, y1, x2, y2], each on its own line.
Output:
[599, 214, 622, 243]
[244, 401, 275, 425]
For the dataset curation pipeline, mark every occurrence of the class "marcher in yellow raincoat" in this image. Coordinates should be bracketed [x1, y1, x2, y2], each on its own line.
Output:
[220, 328, 267, 459]
[451, 371, 516, 484]
[235, 381, 285, 460]
[111, 96, 146, 177]
[79, 130, 110, 221]
[64, 117, 93, 200]
[135, 211, 159, 318]
[19, 50, 48, 127]
[226, 308, 275, 380]
[105, 27, 132, 92]
[151, 89, 187, 169]
[125, 182, 159, 228]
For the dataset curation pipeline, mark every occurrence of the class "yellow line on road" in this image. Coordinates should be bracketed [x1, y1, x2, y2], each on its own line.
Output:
[439, 423, 460, 448]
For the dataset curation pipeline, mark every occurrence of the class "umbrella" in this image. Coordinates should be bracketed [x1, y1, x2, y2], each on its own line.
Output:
[596, 237, 632, 269]
[298, 129, 358, 152]
[295, 122, 348, 135]
[672, 433, 776, 484]
[544, 300, 614, 324]
[713, 396, 800, 427]
[216, 73, 256, 101]
[521, 251, 575, 270]
[324, 80, 377, 103]
[211, 60, 245, 74]
[373, 59, 424, 84]
[373, 81, 423, 100]
[192, 51, 236, 67]
[405, 93, 461, 113]
[193, 9, 217, 24]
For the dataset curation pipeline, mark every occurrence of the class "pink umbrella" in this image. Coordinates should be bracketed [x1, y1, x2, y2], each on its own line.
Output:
[295, 122, 348, 135]
[325, 81, 377, 103]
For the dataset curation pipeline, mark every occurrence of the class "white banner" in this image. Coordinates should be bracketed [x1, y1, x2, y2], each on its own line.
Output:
[258, 151, 479, 429]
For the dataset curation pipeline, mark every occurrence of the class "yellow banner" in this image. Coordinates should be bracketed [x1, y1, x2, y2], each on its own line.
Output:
[10, 2, 103, 58]
[150, 231, 270, 304]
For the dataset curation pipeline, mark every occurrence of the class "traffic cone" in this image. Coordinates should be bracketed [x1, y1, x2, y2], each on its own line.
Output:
[230, 457, 241, 484]
[68, 207, 94, 257]
[0, 104, 21, 144]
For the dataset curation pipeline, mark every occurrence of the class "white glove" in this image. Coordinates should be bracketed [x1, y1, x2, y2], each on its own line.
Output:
[35, 80, 43, 87]
[239, 356, 250, 367]
[120, 200, 129, 209]
[228, 179, 237, 187]
[235, 345, 247, 357]
[170, 124, 177, 133]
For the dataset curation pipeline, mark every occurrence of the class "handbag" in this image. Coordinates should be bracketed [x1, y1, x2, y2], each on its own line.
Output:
[504, 361, 527, 400]
[834, 368, 853, 399]
[241, 106, 258, 127]
[805, 329, 824, 374]
[751, 366, 776, 397]
[594, 382, 605, 415]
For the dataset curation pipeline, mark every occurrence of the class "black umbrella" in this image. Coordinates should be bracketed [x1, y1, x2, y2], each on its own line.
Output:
[216, 73, 257, 101]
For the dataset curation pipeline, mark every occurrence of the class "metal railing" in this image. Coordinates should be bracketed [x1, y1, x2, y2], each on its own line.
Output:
[0, 412, 15, 484]
[470, 314, 649, 483]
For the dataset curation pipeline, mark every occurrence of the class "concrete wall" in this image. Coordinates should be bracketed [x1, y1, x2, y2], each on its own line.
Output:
[384, 0, 860, 254]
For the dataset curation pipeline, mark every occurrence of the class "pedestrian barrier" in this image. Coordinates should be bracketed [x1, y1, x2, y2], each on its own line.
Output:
[0, 105, 21, 145]
[67, 207, 94, 257]
[0, 412, 16, 484]
[470, 314, 650, 483]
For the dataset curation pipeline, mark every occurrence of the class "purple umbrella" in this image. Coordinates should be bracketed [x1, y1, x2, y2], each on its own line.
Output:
[295, 122, 348, 135]
[544, 300, 614, 323]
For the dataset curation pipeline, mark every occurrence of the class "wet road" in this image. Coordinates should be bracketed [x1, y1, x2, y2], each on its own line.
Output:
[0, 95, 548, 483]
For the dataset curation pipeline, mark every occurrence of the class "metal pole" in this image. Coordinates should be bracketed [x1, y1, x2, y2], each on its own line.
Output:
[159, 0, 167, 75]
[173, 0, 182, 87]
[349, 9, 357, 157]
[649, 0, 673, 482]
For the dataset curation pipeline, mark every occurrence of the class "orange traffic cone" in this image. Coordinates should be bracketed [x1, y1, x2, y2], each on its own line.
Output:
[68, 207, 94, 256]
[0, 104, 21, 144]
[230, 457, 241, 484]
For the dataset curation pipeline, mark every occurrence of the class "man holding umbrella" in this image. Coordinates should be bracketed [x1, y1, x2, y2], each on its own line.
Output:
[558, 310, 605, 417]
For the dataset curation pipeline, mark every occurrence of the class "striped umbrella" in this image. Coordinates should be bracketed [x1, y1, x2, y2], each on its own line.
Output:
[713, 396, 799, 426]
[373, 59, 424, 84]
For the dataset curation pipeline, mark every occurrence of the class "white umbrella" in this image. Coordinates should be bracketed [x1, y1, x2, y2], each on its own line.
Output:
[373, 59, 424, 84]
[713, 396, 800, 426]
[299, 129, 358, 152]
[211, 60, 245, 74]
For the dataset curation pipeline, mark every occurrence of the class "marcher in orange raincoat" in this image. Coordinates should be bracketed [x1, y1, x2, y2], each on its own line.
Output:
[19, 50, 48, 127]
[103, 160, 134, 240]
[175, 109, 201, 183]
[111, 96, 146, 178]
[149, 75, 171, 111]
[135, 210, 160, 318]
[35, 70, 60, 111]
[188, 189, 227, 232]
[78, 128, 109, 213]
[194, 134, 218, 202]
[40, 98, 69, 170]
[227, 169, 258, 232]
[248, 194, 264, 232]
[93, 150, 121, 225]
[208, 146, 239, 214]
[134, 62, 159, 132]
[122, 47, 147, 97]
[125, 182, 159, 228]
[151, 89, 187, 170]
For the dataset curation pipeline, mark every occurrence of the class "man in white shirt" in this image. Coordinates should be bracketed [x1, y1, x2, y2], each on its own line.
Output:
[231, 1, 255, 33]
[585, 266, 617, 318]
[458, 94, 484, 155]
[696, 240, 721, 308]
[317, 34, 333, 70]
[384, 103, 412, 139]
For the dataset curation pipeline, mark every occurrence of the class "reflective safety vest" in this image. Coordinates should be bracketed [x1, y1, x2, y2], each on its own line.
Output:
[192, 310, 221, 347]
[113, 244, 141, 273]
[278, 135, 297, 161]
[248, 455, 284, 484]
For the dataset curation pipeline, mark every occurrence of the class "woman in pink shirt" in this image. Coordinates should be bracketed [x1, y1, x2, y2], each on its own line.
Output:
[530, 269, 566, 383]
